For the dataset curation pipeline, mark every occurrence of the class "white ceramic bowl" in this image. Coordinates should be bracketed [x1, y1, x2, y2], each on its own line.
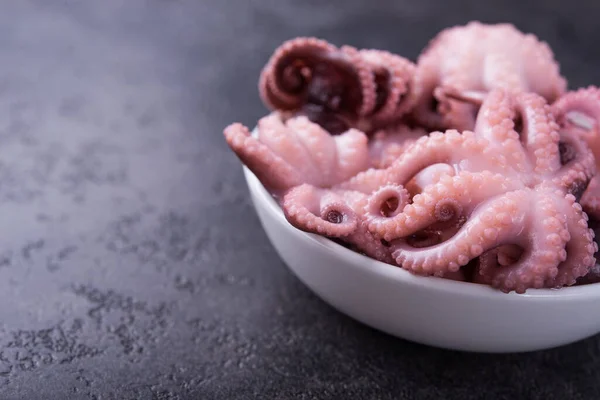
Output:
[243, 165, 600, 353]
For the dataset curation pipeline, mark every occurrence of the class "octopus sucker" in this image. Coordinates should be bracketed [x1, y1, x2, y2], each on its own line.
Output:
[223, 24, 600, 293]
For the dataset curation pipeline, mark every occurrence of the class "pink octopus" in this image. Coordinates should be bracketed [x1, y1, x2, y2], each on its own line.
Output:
[551, 86, 600, 285]
[551, 86, 600, 219]
[258, 37, 416, 135]
[223, 113, 397, 266]
[282, 89, 597, 293]
[410, 21, 567, 132]
[223, 113, 371, 195]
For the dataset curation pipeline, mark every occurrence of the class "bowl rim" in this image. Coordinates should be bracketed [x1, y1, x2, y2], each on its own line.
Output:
[243, 164, 600, 300]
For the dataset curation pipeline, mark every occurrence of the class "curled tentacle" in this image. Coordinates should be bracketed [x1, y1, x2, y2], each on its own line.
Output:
[547, 192, 597, 287]
[364, 184, 410, 220]
[259, 37, 360, 112]
[357, 49, 416, 123]
[282, 185, 393, 262]
[259, 37, 416, 134]
[476, 189, 595, 293]
[365, 171, 523, 241]
[551, 86, 600, 149]
[551, 131, 596, 198]
[552, 86, 600, 217]
[391, 190, 528, 280]
[282, 184, 358, 237]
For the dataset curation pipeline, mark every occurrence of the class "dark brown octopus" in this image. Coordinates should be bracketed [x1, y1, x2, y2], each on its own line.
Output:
[259, 37, 416, 135]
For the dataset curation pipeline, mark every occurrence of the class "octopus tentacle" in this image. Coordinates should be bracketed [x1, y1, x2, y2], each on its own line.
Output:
[364, 184, 410, 221]
[337, 45, 378, 117]
[257, 114, 321, 178]
[347, 130, 488, 191]
[358, 49, 416, 122]
[552, 86, 600, 217]
[283, 116, 337, 183]
[551, 131, 596, 197]
[334, 167, 394, 194]
[281, 185, 393, 263]
[258, 37, 417, 134]
[282, 184, 358, 237]
[368, 125, 427, 169]
[547, 192, 597, 287]
[551, 86, 600, 150]
[476, 189, 594, 293]
[259, 37, 337, 111]
[365, 171, 523, 241]
[337, 126, 518, 193]
[512, 92, 562, 176]
[473, 89, 519, 143]
[331, 129, 371, 182]
[408, 58, 447, 130]
[391, 190, 528, 279]
[471, 89, 529, 171]
[223, 122, 303, 192]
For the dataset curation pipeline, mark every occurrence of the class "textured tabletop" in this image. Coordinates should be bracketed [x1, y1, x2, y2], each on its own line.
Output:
[1, 1, 600, 399]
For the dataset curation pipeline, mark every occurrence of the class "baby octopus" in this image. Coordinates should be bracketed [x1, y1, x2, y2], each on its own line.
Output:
[282, 89, 597, 293]
[551, 86, 600, 285]
[259, 37, 416, 135]
[551, 86, 600, 220]
[410, 21, 567, 132]
[223, 113, 371, 194]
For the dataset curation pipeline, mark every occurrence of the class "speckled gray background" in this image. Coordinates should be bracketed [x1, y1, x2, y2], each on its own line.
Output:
[0, 0, 599, 399]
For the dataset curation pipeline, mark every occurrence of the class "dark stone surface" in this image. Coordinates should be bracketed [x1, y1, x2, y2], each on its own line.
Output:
[0, 0, 599, 398]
